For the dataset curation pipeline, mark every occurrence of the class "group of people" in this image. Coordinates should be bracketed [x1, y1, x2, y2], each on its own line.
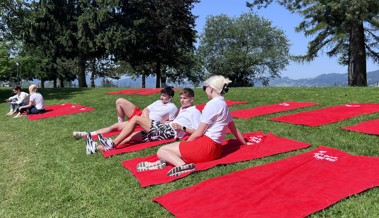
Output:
[74, 75, 248, 177]
[5, 84, 46, 118]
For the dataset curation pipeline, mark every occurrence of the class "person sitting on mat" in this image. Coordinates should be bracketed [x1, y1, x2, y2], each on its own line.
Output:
[86, 88, 201, 155]
[72, 86, 178, 139]
[15, 84, 45, 118]
[136, 75, 247, 177]
[5, 85, 29, 116]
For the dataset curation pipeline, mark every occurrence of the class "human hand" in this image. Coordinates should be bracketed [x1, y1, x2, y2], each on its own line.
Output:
[171, 123, 182, 130]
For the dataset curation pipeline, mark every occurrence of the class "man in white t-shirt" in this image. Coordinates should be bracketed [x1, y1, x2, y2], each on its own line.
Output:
[73, 87, 177, 139]
[87, 88, 201, 154]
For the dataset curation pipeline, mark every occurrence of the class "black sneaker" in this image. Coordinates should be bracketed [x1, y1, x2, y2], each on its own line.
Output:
[97, 134, 114, 151]
[167, 163, 196, 177]
[86, 133, 97, 155]
[136, 160, 167, 172]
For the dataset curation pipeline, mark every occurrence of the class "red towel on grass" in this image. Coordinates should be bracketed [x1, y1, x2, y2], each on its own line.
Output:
[342, 118, 379, 136]
[121, 132, 310, 187]
[154, 146, 379, 218]
[231, 101, 318, 119]
[102, 138, 177, 158]
[270, 103, 379, 126]
[106, 88, 146, 95]
[196, 100, 248, 112]
[27, 103, 94, 120]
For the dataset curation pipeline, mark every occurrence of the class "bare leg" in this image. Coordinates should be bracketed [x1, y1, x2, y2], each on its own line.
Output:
[94, 122, 127, 135]
[157, 142, 185, 167]
[112, 116, 152, 145]
[115, 98, 137, 121]
[119, 131, 143, 145]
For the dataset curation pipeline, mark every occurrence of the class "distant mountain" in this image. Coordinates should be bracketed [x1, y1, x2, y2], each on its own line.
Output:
[268, 70, 379, 87]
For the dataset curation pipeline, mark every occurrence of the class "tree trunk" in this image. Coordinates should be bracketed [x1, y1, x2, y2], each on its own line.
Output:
[53, 78, 57, 88]
[40, 79, 45, 88]
[78, 55, 88, 87]
[90, 59, 96, 87]
[348, 21, 367, 86]
[142, 72, 146, 88]
[60, 78, 64, 88]
[155, 62, 161, 88]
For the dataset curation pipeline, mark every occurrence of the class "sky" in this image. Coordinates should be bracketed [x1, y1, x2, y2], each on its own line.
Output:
[192, 0, 378, 79]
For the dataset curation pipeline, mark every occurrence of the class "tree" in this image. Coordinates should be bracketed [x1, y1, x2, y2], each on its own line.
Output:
[113, 0, 199, 88]
[248, 0, 379, 86]
[197, 12, 290, 86]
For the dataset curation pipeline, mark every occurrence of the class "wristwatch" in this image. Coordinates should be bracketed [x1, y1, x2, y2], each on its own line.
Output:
[182, 126, 187, 131]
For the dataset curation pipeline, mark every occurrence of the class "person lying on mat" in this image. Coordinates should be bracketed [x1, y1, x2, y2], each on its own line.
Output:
[85, 88, 201, 155]
[5, 85, 30, 116]
[72, 86, 178, 139]
[14, 84, 45, 118]
[136, 75, 247, 177]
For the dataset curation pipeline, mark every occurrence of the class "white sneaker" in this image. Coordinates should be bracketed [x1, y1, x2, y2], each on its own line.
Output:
[86, 133, 97, 155]
[73, 131, 86, 139]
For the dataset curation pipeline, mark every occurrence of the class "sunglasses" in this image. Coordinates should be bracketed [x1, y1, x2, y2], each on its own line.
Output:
[202, 86, 208, 91]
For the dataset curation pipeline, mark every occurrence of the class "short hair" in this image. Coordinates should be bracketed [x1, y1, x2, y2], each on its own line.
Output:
[180, 88, 194, 98]
[161, 86, 175, 97]
[13, 85, 21, 91]
[204, 75, 232, 94]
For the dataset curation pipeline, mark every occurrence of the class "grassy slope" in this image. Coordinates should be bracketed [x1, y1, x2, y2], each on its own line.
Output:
[0, 87, 378, 217]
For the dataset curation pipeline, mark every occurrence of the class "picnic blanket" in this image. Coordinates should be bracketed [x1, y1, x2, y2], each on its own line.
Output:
[27, 103, 94, 120]
[106, 88, 146, 95]
[270, 103, 379, 126]
[196, 100, 248, 112]
[231, 101, 318, 119]
[154, 146, 379, 218]
[121, 132, 310, 187]
[342, 118, 379, 136]
[102, 138, 177, 158]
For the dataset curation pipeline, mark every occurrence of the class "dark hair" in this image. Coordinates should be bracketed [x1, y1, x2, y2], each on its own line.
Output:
[13, 85, 21, 92]
[180, 88, 194, 98]
[161, 86, 175, 97]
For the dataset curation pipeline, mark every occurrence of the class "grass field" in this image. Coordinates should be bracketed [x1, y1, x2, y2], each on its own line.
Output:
[1, 86, 379, 217]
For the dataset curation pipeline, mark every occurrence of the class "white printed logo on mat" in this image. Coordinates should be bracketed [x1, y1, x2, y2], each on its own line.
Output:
[313, 150, 338, 162]
[248, 135, 264, 144]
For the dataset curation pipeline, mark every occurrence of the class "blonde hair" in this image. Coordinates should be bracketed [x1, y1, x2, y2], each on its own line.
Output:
[29, 84, 38, 94]
[204, 75, 232, 94]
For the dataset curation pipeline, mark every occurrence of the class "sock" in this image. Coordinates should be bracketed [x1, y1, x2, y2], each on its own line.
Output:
[118, 117, 123, 123]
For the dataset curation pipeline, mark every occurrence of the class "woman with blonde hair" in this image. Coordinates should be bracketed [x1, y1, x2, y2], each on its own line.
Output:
[15, 84, 45, 118]
[136, 75, 247, 176]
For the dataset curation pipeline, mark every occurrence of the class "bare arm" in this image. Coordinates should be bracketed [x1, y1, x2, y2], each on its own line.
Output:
[228, 121, 247, 145]
[19, 101, 33, 110]
[186, 122, 209, 141]
[142, 107, 150, 118]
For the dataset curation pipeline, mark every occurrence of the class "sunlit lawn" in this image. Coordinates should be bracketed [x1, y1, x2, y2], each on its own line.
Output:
[1, 86, 378, 217]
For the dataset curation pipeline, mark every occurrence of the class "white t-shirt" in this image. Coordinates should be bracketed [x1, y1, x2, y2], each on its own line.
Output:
[171, 106, 201, 138]
[30, 92, 45, 110]
[147, 100, 178, 122]
[200, 96, 232, 144]
[9, 92, 29, 104]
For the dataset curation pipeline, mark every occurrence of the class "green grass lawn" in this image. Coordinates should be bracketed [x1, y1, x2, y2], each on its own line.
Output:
[1, 86, 378, 217]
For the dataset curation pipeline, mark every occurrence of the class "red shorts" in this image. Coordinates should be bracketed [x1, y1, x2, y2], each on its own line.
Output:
[179, 135, 222, 164]
[130, 106, 142, 119]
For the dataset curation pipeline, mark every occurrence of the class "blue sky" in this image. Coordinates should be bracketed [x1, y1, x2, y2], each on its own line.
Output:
[192, 0, 378, 79]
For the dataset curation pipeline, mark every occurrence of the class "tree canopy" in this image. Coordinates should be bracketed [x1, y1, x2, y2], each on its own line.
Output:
[248, 0, 379, 86]
[197, 12, 290, 86]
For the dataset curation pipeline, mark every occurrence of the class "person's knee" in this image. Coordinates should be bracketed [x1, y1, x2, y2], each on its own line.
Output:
[157, 147, 168, 159]
[115, 98, 125, 107]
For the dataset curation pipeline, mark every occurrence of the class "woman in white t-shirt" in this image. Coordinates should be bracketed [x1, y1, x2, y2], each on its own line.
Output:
[15, 85, 45, 118]
[136, 75, 247, 176]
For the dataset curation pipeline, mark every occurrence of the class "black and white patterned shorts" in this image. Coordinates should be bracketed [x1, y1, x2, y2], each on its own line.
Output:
[141, 120, 177, 142]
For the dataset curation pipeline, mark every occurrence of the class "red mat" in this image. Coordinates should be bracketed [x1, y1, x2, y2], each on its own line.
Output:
[121, 132, 310, 187]
[342, 118, 379, 136]
[154, 146, 379, 218]
[196, 100, 247, 112]
[102, 136, 180, 158]
[106, 88, 146, 95]
[27, 103, 94, 120]
[270, 103, 379, 126]
[231, 101, 318, 119]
